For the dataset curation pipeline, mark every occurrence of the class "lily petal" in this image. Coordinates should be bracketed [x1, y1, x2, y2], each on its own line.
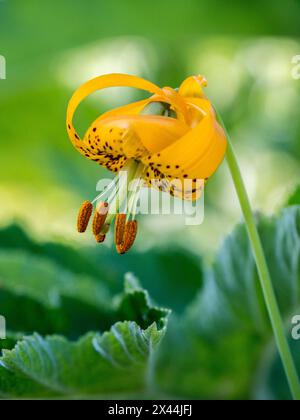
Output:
[97, 98, 151, 120]
[142, 105, 227, 180]
[83, 114, 189, 162]
[67, 73, 163, 124]
[179, 75, 207, 98]
[67, 74, 189, 154]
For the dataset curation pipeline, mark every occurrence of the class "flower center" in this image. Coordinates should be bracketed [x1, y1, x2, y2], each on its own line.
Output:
[76, 159, 145, 253]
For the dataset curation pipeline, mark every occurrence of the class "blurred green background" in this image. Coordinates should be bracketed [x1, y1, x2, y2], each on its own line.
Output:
[0, 0, 300, 400]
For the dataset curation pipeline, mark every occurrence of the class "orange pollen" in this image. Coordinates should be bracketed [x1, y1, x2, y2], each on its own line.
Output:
[92, 201, 109, 236]
[77, 201, 93, 233]
[117, 220, 138, 254]
[95, 233, 106, 243]
[114, 213, 126, 246]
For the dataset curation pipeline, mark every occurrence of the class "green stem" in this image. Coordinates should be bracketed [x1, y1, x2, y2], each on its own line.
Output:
[217, 112, 300, 400]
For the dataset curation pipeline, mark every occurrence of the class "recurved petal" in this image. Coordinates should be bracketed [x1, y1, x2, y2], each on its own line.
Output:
[67, 73, 163, 125]
[161, 87, 190, 123]
[85, 114, 188, 159]
[66, 74, 190, 159]
[66, 74, 164, 152]
[127, 115, 189, 154]
[97, 99, 152, 120]
[98, 94, 190, 123]
[143, 106, 227, 181]
[179, 75, 208, 98]
[143, 170, 204, 201]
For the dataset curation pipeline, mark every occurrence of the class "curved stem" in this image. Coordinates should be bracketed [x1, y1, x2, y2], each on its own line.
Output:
[217, 112, 300, 400]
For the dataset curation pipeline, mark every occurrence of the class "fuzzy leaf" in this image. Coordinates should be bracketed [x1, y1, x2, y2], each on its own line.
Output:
[0, 250, 113, 336]
[0, 224, 203, 313]
[286, 186, 300, 206]
[0, 323, 162, 398]
[157, 206, 300, 400]
[0, 281, 170, 398]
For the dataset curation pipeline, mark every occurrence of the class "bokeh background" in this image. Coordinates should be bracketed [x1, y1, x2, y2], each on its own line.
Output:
[0, 0, 300, 400]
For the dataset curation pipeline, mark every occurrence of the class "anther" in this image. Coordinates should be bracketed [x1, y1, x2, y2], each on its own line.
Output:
[117, 220, 138, 254]
[95, 233, 106, 243]
[92, 201, 109, 236]
[100, 223, 110, 235]
[114, 213, 126, 246]
[77, 201, 93, 233]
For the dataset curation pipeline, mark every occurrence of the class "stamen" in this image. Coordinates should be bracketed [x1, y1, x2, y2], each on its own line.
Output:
[100, 223, 110, 235]
[116, 243, 124, 254]
[114, 213, 126, 246]
[126, 166, 145, 221]
[92, 201, 109, 236]
[95, 233, 106, 243]
[117, 220, 138, 254]
[129, 179, 143, 221]
[104, 160, 139, 226]
[95, 223, 110, 244]
[92, 175, 119, 204]
[77, 201, 93, 233]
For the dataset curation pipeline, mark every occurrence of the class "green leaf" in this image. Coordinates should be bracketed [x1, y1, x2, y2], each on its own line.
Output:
[0, 224, 203, 313]
[117, 273, 170, 332]
[254, 337, 300, 400]
[157, 318, 262, 399]
[0, 225, 119, 290]
[187, 206, 300, 338]
[0, 325, 158, 398]
[286, 186, 300, 206]
[0, 333, 22, 352]
[0, 249, 171, 341]
[120, 248, 203, 314]
[0, 250, 114, 336]
[0, 281, 170, 398]
[0, 250, 111, 310]
[157, 206, 300, 399]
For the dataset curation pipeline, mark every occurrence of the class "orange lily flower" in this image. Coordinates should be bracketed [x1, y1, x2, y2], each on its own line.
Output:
[66, 74, 227, 253]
